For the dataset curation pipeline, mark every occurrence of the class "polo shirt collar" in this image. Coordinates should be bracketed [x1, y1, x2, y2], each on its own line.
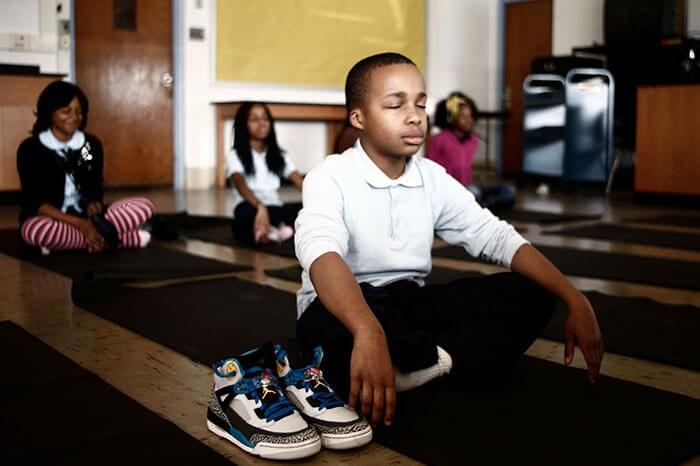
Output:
[39, 129, 85, 153]
[352, 140, 423, 188]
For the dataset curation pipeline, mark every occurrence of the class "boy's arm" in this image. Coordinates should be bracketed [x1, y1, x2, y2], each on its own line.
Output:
[309, 252, 396, 427]
[295, 166, 395, 426]
[510, 244, 604, 383]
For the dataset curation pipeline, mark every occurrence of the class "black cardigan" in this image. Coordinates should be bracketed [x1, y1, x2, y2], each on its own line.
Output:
[16, 133, 104, 225]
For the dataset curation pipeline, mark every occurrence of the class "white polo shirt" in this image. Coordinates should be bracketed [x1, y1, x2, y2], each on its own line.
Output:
[226, 147, 297, 209]
[294, 141, 529, 317]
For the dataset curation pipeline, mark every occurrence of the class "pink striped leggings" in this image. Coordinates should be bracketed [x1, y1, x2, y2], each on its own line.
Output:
[21, 197, 155, 251]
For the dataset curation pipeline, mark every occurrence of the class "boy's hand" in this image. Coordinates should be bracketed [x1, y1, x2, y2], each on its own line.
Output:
[348, 325, 396, 427]
[564, 292, 604, 384]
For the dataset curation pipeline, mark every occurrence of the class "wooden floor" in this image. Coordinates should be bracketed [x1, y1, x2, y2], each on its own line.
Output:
[1, 186, 699, 465]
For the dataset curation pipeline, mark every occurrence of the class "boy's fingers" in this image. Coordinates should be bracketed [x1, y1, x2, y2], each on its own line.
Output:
[371, 387, 385, 426]
[348, 376, 360, 410]
[564, 332, 575, 365]
[384, 386, 396, 426]
[361, 383, 373, 417]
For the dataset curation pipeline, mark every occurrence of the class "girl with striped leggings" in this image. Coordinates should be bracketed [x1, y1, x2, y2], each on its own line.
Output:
[16, 80, 154, 253]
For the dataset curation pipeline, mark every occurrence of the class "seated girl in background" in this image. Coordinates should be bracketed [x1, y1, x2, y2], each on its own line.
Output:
[227, 102, 304, 244]
[428, 92, 515, 210]
[17, 80, 154, 254]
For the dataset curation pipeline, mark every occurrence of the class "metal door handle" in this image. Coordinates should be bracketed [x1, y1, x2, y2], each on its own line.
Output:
[161, 72, 173, 88]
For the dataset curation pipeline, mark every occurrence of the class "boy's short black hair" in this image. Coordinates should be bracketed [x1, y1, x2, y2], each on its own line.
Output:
[345, 52, 416, 112]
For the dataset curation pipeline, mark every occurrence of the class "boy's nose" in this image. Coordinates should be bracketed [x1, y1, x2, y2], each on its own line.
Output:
[406, 109, 422, 125]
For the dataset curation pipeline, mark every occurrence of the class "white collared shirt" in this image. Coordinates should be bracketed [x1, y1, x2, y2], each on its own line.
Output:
[294, 140, 529, 317]
[226, 147, 297, 208]
[39, 129, 86, 213]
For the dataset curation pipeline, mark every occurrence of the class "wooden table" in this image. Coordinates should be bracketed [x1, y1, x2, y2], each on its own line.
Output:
[0, 73, 64, 191]
[214, 102, 347, 188]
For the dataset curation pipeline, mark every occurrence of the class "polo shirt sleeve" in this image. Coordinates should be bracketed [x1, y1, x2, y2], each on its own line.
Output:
[294, 167, 349, 271]
[434, 172, 529, 268]
[225, 148, 244, 177]
[282, 151, 297, 178]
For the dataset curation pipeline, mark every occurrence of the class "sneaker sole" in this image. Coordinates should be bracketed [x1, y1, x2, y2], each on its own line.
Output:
[319, 424, 373, 450]
[206, 420, 322, 460]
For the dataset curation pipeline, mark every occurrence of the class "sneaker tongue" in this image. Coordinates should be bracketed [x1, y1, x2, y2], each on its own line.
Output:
[219, 359, 241, 378]
[255, 370, 282, 402]
[304, 367, 330, 393]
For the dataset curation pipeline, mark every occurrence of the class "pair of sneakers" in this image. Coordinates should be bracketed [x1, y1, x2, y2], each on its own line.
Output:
[206, 342, 372, 460]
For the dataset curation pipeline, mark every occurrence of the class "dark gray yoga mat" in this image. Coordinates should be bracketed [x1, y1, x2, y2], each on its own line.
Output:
[154, 211, 299, 259]
[71, 275, 298, 365]
[0, 228, 251, 281]
[544, 223, 700, 251]
[491, 207, 601, 224]
[0, 321, 232, 466]
[374, 356, 700, 466]
[186, 225, 297, 258]
[629, 215, 700, 229]
[264, 264, 482, 284]
[264, 265, 700, 371]
[431, 243, 700, 290]
[69, 277, 700, 466]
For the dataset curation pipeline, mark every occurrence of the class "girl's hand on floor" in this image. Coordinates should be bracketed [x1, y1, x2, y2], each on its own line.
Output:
[564, 292, 604, 384]
[77, 218, 105, 252]
[253, 204, 271, 242]
[86, 202, 103, 216]
[348, 325, 396, 427]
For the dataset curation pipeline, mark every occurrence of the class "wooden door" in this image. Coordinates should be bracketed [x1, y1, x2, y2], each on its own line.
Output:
[75, 0, 173, 187]
[503, 0, 552, 175]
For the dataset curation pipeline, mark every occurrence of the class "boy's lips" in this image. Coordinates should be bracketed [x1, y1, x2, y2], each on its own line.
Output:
[401, 133, 424, 145]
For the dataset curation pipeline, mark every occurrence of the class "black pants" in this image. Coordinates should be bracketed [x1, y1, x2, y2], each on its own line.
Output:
[232, 202, 302, 245]
[297, 272, 556, 399]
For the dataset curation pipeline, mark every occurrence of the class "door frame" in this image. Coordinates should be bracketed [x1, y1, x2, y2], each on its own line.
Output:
[496, 0, 550, 175]
[68, 0, 185, 189]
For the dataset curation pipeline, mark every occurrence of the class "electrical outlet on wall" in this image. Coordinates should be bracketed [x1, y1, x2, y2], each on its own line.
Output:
[14, 34, 27, 49]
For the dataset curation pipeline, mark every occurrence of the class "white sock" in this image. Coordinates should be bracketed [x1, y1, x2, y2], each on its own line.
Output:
[137, 230, 151, 248]
[395, 345, 453, 392]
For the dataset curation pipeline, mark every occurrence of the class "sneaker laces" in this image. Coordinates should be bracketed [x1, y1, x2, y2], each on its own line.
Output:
[302, 367, 345, 410]
[276, 347, 345, 410]
[233, 367, 296, 422]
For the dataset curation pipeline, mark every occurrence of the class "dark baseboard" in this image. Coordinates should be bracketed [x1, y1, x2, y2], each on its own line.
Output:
[634, 191, 700, 209]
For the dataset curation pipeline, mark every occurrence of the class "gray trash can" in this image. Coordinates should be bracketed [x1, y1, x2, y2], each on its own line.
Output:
[563, 68, 614, 182]
[522, 74, 567, 177]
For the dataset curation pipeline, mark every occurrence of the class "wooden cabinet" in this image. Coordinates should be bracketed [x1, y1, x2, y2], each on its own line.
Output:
[636, 84, 700, 196]
[0, 73, 64, 191]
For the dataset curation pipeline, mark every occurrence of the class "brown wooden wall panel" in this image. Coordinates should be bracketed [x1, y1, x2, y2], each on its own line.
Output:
[635, 85, 700, 196]
[0, 74, 63, 191]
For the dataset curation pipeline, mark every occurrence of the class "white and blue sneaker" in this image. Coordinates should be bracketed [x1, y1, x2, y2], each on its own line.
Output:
[274, 344, 373, 450]
[206, 345, 321, 460]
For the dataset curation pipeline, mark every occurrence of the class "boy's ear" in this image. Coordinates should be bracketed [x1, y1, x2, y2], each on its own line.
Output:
[349, 109, 364, 130]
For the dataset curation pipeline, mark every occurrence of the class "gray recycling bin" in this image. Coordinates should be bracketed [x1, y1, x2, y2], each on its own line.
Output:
[563, 68, 614, 182]
[522, 74, 567, 177]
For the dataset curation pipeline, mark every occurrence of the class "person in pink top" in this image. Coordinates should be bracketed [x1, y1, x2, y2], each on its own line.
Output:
[427, 93, 479, 185]
[427, 92, 515, 209]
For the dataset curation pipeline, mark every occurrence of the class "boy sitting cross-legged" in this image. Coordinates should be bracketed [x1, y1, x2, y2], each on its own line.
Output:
[294, 52, 604, 428]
